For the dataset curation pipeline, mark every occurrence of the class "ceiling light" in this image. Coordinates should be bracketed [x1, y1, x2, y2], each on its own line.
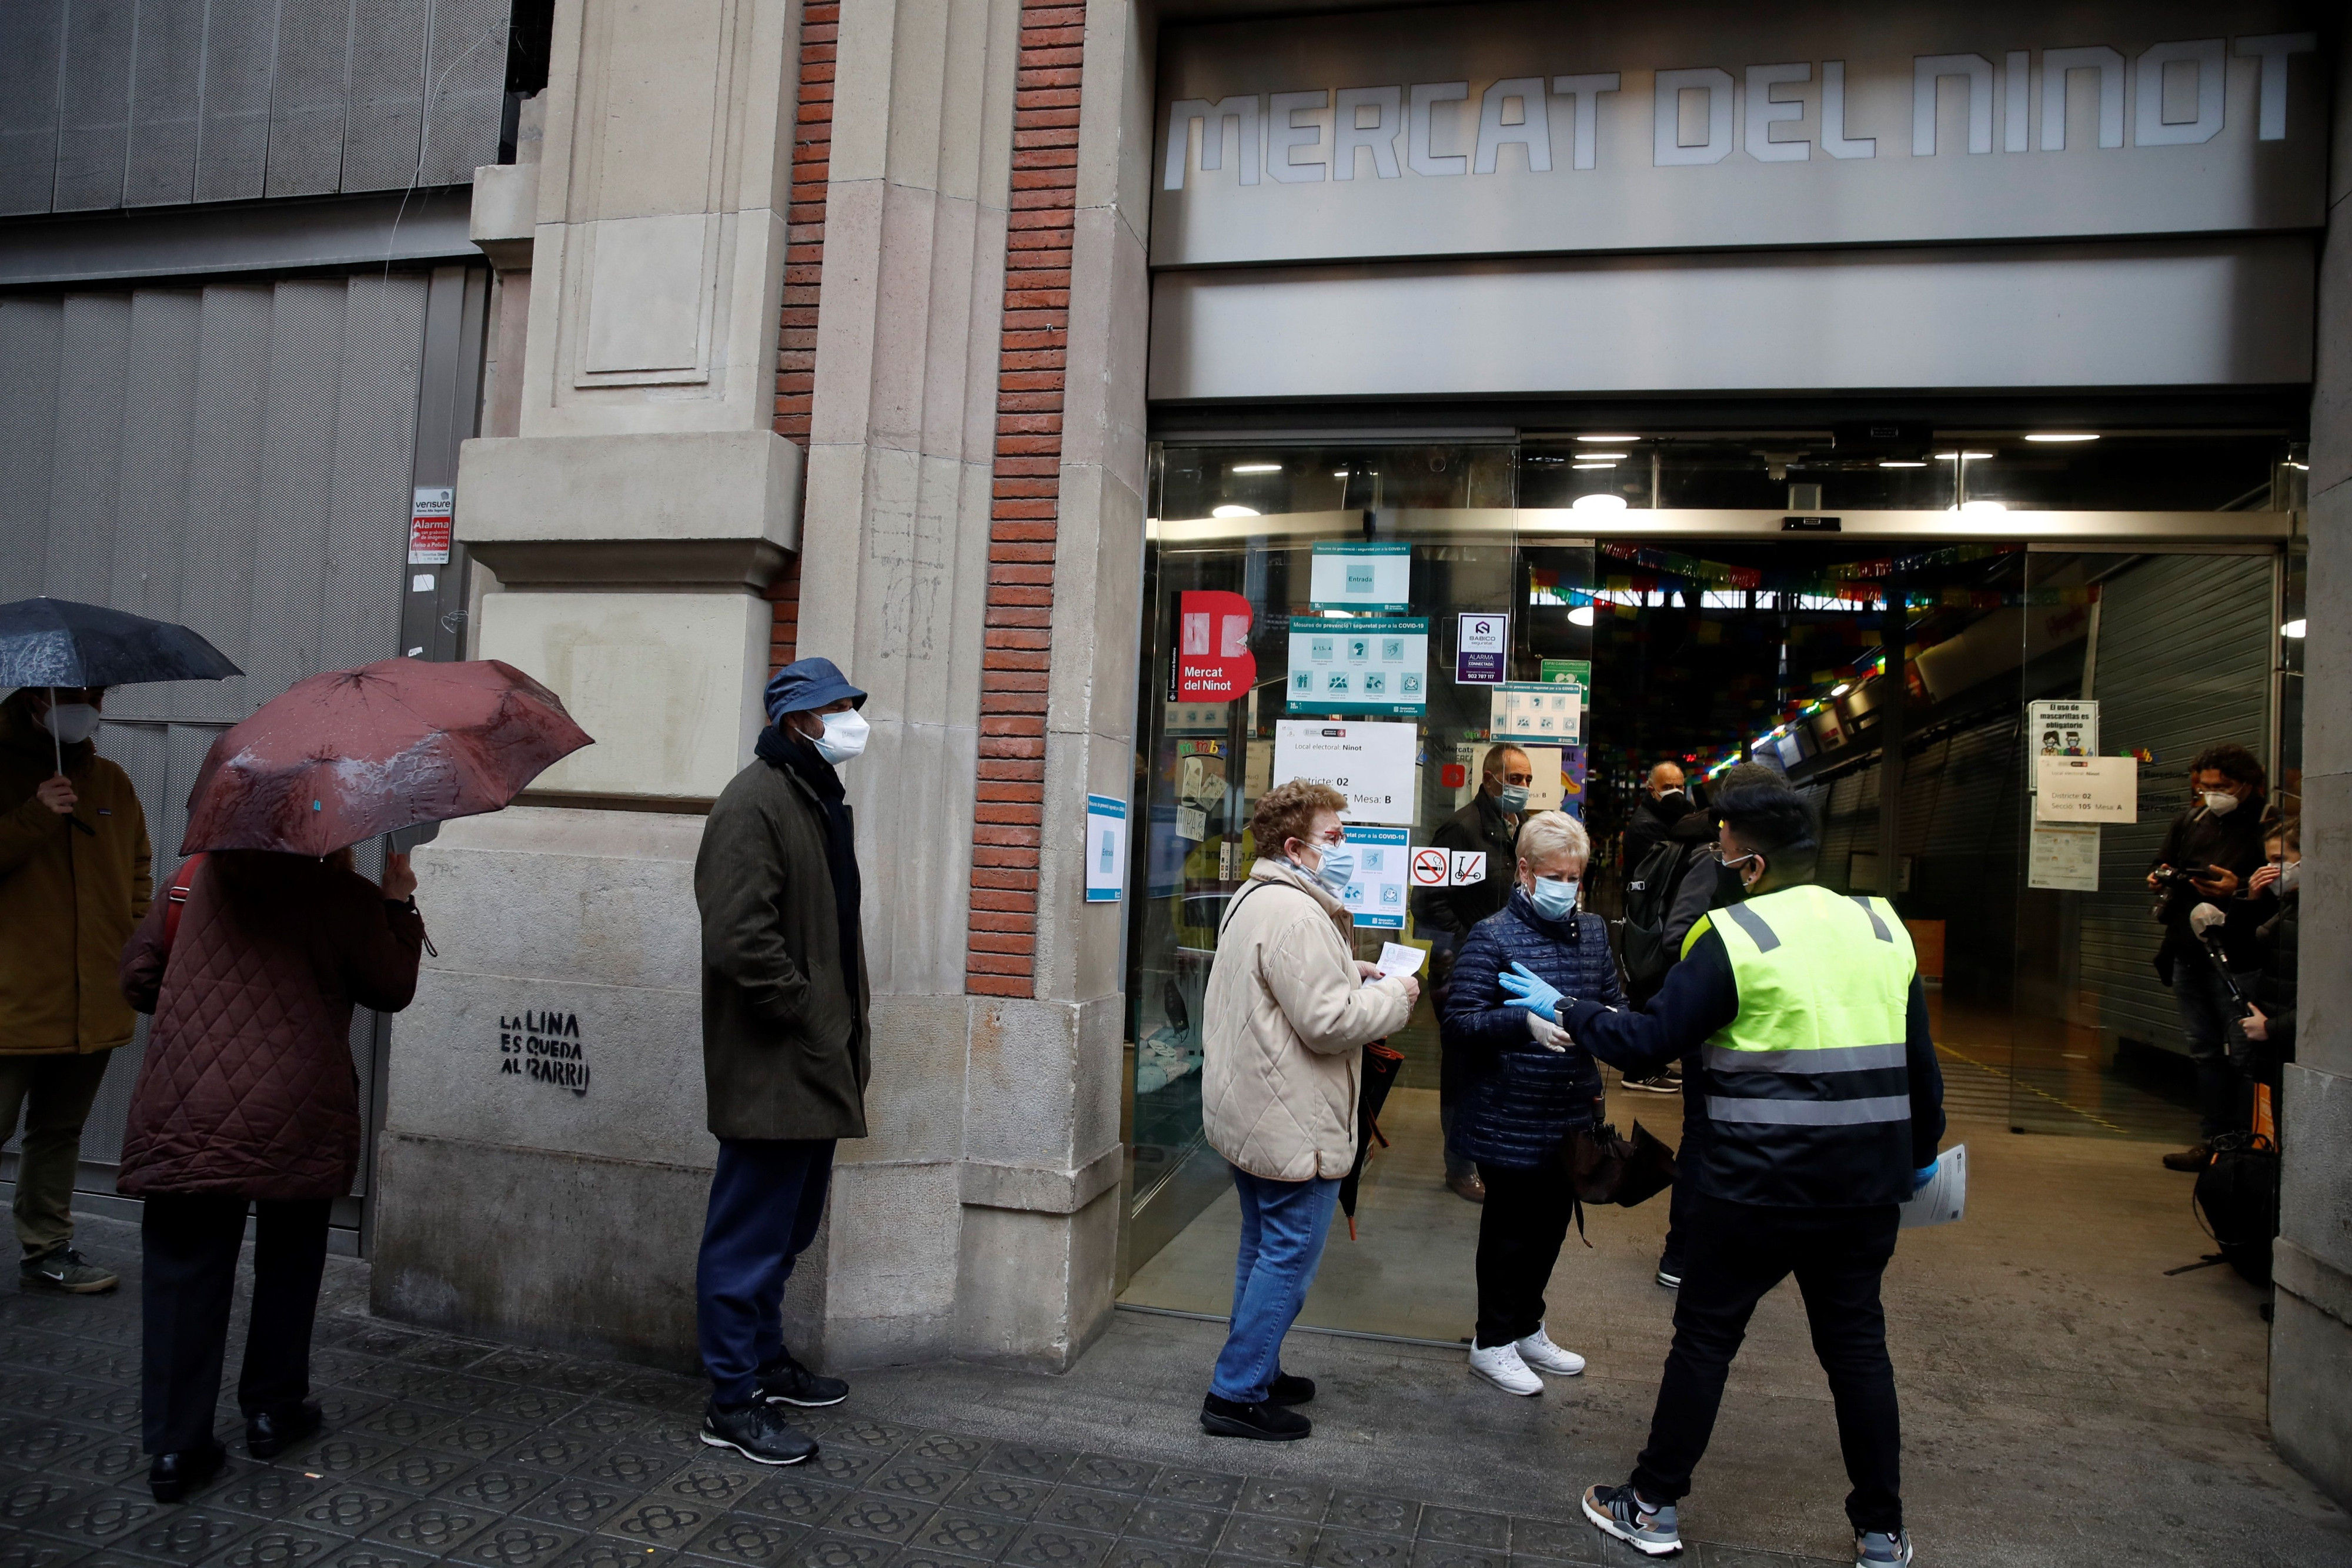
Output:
[1229, 462, 1282, 474]
[2282, 618, 2307, 638]
[2023, 433, 2099, 443]
[1211, 504, 1259, 518]
[1571, 494, 1628, 512]
[1831, 682, 1850, 696]
[1576, 434, 1640, 443]
[1933, 451, 1995, 460]
[1578, 452, 1629, 460]
[1568, 605, 1595, 627]
[1879, 460, 1926, 469]
[1572, 462, 1618, 470]
[1332, 470, 1351, 477]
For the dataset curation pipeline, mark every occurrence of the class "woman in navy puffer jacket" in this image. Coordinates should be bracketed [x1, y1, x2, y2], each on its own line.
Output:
[1441, 810, 1622, 1396]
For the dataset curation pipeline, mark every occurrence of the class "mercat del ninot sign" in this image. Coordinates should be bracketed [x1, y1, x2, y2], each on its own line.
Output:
[1151, 2, 2324, 266]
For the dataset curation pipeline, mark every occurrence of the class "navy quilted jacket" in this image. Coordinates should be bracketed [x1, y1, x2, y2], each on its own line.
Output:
[1442, 888, 1622, 1168]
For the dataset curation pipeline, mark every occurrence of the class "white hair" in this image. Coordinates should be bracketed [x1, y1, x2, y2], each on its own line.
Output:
[1516, 810, 1589, 866]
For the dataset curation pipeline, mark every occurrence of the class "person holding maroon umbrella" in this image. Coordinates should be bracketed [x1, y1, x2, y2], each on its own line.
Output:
[116, 658, 590, 1502]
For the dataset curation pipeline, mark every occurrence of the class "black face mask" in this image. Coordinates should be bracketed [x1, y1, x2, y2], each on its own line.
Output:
[1656, 790, 1691, 816]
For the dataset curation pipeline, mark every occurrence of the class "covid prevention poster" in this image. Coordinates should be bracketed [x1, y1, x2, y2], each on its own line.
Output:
[1308, 541, 1412, 610]
[1338, 825, 1411, 929]
[1286, 617, 1429, 716]
[1084, 794, 1127, 902]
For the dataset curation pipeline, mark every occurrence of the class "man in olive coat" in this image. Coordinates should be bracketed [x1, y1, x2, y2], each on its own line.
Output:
[691, 657, 873, 1466]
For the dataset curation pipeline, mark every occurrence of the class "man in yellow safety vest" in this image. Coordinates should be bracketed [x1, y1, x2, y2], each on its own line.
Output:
[1500, 782, 1945, 1568]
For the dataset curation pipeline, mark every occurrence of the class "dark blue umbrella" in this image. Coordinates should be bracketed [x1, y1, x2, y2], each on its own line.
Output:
[1, 596, 242, 773]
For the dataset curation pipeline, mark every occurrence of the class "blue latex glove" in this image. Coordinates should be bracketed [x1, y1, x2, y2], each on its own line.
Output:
[1912, 1156, 1940, 1194]
[1497, 961, 1565, 1021]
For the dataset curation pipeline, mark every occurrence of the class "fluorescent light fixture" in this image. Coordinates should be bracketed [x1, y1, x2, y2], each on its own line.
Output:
[1211, 504, 1259, 518]
[2023, 433, 2099, 443]
[1933, 451, 1995, 460]
[1576, 434, 1640, 443]
[1572, 462, 1618, 470]
[2283, 618, 2307, 638]
[1831, 682, 1850, 697]
[1568, 605, 1595, 627]
[1229, 462, 1282, 474]
[1571, 493, 1629, 511]
[1332, 469, 1351, 477]
[2286, 460, 2309, 471]
[1879, 460, 1926, 468]
[1578, 452, 1629, 460]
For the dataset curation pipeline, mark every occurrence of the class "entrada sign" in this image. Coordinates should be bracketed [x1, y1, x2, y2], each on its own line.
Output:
[1152, 3, 2323, 266]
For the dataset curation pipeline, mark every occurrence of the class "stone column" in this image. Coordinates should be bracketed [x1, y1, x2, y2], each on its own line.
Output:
[2272, 29, 2352, 1507]
[370, 0, 804, 1364]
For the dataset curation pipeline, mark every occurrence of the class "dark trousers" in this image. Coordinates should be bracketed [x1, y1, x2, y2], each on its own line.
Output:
[141, 1195, 331, 1455]
[1659, 1172, 1695, 1277]
[2173, 959, 2247, 1142]
[1472, 1160, 1577, 1348]
[696, 1138, 835, 1408]
[1632, 1196, 1903, 1534]
[0, 1050, 114, 1258]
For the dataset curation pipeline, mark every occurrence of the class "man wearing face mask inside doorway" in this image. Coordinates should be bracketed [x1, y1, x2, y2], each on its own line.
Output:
[1416, 743, 1535, 1203]
[2145, 743, 2269, 1173]
[690, 657, 874, 1466]
[1623, 761, 1692, 880]
[0, 686, 150, 1295]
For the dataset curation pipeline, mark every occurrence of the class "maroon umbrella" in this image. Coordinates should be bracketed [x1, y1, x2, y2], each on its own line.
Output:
[181, 659, 593, 857]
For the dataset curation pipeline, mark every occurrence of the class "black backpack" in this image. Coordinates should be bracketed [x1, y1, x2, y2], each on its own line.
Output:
[1618, 838, 1698, 999]
[2194, 1131, 2280, 1287]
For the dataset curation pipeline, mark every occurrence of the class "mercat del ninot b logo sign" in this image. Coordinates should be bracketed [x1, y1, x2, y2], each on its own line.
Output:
[1150, 2, 2324, 267]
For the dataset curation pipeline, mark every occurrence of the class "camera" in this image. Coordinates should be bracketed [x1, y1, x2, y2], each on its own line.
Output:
[2151, 864, 2208, 891]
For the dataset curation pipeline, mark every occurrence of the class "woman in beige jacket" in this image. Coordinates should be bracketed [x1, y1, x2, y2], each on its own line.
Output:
[1197, 780, 1418, 1441]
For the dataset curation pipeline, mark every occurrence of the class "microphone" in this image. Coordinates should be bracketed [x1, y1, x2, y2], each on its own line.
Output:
[2190, 902, 2257, 1019]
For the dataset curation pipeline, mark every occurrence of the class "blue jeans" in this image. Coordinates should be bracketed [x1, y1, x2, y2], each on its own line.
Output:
[1210, 1167, 1339, 1404]
[2171, 958, 2246, 1142]
[697, 1138, 835, 1407]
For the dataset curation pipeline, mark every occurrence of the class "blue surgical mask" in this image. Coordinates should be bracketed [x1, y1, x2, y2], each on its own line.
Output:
[1300, 841, 1355, 899]
[1530, 876, 1578, 920]
[1497, 784, 1530, 814]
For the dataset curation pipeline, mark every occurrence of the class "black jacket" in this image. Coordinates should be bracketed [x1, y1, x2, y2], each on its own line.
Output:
[1416, 794, 1522, 938]
[694, 745, 871, 1141]
[2150, 798, 2269, 977]
[2239, 888, 2297, 1085]
[1563, 898, 1945, 1208]
[1622, 791, 1689, 880]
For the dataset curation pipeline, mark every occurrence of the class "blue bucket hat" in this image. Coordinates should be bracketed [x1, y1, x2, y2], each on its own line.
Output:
[764, 656, 866, 721]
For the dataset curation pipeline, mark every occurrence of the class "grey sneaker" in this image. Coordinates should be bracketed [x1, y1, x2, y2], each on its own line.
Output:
[1582, 1483, 1681, 1557]
[21, 1248, 118, 1294]
[1856, 1530, 1914, 1566]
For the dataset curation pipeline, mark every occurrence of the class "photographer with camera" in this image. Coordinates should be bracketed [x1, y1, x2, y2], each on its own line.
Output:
[2146, 744, 2269, 1172]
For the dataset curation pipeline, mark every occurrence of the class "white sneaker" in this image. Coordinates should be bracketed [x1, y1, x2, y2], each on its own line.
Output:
[1468, 1341, 1544, 1395]
[1514, 1325, 1586, 1377]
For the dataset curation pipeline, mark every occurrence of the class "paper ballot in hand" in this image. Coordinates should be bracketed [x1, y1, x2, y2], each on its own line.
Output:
[1898, 1144, 1967, 1229]
[1374, 942, 1426, 980]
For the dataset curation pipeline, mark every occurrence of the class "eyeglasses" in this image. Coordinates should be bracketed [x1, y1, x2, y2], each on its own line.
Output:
[1304, 830, 1347, 849]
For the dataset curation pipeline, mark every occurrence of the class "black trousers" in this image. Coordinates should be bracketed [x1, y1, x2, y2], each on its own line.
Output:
[1632, 1196, 1903, 1534]
[1472, 1159, 1577, 1348]
[142, 1195, 331, 1455]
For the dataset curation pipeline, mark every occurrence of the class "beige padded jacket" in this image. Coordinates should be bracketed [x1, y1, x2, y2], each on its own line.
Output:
[1201, 858, 1415, 1181]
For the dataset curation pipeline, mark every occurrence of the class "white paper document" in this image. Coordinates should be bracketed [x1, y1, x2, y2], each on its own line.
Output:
[2034, 755, 2136, 822]
[1898, 1143, 1967, 1229]
[1374, 942, 1426, 979]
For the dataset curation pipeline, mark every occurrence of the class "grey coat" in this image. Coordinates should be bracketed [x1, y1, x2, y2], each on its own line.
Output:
[694, 753, 871, 1141]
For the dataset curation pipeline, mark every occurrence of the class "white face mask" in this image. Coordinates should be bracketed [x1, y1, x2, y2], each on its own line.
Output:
[2279, 860, 2300, 894]
[2203, 790, 2240, 817]
[813, 709, 869, 765]
[36, 703, 101, 745]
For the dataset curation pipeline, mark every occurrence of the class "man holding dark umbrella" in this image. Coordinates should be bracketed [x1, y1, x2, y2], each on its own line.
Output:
[691, 657, 873, 1466]
[0, 686, 149, 1293]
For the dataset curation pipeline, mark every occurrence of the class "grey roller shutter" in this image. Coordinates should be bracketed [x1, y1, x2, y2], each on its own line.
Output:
[194, 0, 279, 203]
[53, 0, 137, 212]
[125, 0, 207, 206]
[0, 3, 66, 215]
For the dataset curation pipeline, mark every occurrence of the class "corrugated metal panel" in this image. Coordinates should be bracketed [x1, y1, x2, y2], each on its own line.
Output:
[264, 0, 354, 198]
[44, 295, 135, 604]
[0, 2, 66, 215]
[53, 0, 137, 212]
[101, 290, 203, 726]
[320, 275, 429, 673]
[0, 300, 66, 597]
[125, 0, 207, 207]
[341, 0, 430, 192]
[245, 280, 349, 697]
[179, 284, 274, 724]
[193, 0, 277, 203]
[417, 0, 507, 183]
[2077, 554, 2276, 1054]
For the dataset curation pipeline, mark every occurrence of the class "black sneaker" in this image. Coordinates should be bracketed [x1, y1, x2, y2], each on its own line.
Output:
[757, 1351, 848, 1408]
[1201, 1393, 1311, 1441]
[1655, 1265, 1682, 1290]
[21, 1248, 119, 1293]
[1621, 1072, 1679, 1095]
[701, 1400, 818, 1465]
[1268, 1372, 1315, 1406]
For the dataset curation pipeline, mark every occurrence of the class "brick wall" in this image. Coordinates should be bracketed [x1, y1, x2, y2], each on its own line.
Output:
[966, 0, 1083, 999]
[767, 0, 837, 675]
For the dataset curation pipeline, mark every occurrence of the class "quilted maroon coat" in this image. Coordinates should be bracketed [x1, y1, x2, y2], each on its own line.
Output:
[118, 852, 423, 1199]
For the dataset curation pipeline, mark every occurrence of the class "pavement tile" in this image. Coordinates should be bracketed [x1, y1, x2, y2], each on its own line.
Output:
[821, 1422, 916, 1455]
[503, 1433, 597, 1473]
[898, 1435, 986, 1470]
[887, 1552, 990, 1568]
[1321, 1499, 1416, 1540]
[333, 1329, 433, 1362]
[1004, 1525, 1117, 1568]
[303, 1393, 387, 1432]
[545, 1541, 675, 1568]
[680, 1513, 810, 1566]
[355, 1447, 473, 1497]
[481, 1386, 586, 1427]
[739, 1476, 850, 1526]
[27, 1485, 169, 1547]
[313, 1543, 435, 1568]
[1406, 1546, 1504, 1568]
[201, 1468, 325, 1520]
[60, 1436, 145, 1487]
[469, 1349, 565, 1386]
[281, 1480, 412, 1537]
[1064, 1459, 1153, 1497]
[1502, 1519, 1613, 1565]
[1416, 1513, 1508, 1552]
[937, 1472, 1049, 1522]
[860, 1459, 965, 1506]
[806, 1450, 887, 1490]
[1144, 1474, 1239, 1512]
[393, 1337, 497, 1373]
[634, 1422, 719, 1461]
[64, 1391, 141, 1434]
[1104, 1546, 1205, 1568]
[783, 1532, 893, 1568]
[112, 1504, 260, 1564]
[606, 1374, 703, 1412]
[1214, 1516, 1317, 1567]
[663, 1463, 767, 1510]
[903, 1509, 1020, 1561]
[553, 1405, 654, 1445]
[976, 1445, 1074, 1486]
[282, 1435, 400, 1479]
[579, 1451, 688, 1493]
[346, 1404, 452, 1448]
[599, 1497, 721, 1550]
[821, 1493, 931, 1543]
[444, 1463, 566, 1513]
[425, 1417, 539, 1462]
[0, 1421, 105, 1468]
[1234, 1483, 1324, 1524]
[11, 1376, 109, 1419]
[194, 1520, 349, 1568]
[520, 1477, 642, 1532]
[1310, 1533, 1411, 1568]
[363, 1497, 502, 1556]
[449, 1519, 587, 1568]
[1034, 1486, 1137, 1537]
[0, 1537, 86, 1568]
[1125, 1502, 1225, 1549]
[537, 1365, 634, 1401]
[1690, 1550, 1840, 1568]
